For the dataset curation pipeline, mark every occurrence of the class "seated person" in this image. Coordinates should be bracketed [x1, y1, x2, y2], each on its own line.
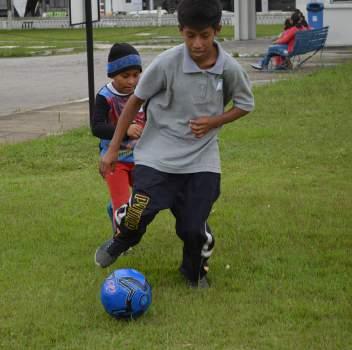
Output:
[293, 8, 311, 29]
[251, 12, 310, 71]
[271, 18, 294, 69]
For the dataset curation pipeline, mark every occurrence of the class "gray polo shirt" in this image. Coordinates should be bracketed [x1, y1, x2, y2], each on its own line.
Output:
[134, 42, 254, 174]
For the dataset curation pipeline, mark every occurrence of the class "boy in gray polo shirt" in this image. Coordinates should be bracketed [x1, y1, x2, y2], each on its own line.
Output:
[95, 0, 254, 288]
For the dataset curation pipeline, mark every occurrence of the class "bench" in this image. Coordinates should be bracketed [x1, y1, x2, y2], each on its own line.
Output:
[271, 26, 329, 70]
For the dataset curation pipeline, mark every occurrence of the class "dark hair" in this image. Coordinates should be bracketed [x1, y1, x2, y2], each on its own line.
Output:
[291, 9, 309, 28]
[291, 12, 304, 28]
[177, 0, 222, 30]
[284, 18, 293, 30]
[293, 8, 303, 15]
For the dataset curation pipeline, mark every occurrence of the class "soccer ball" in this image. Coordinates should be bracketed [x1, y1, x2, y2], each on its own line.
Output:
[100, 268, 152, 319]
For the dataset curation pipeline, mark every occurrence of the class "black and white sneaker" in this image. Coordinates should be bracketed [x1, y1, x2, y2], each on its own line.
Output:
[95, 239, 121, 268]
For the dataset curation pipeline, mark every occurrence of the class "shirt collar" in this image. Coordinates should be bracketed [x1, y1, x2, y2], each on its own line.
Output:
[182, 41, 225, 74]
[107, 82, 130, 96]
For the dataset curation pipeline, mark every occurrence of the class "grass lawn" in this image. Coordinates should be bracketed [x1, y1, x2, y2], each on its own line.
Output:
[0, 62, 351, 349]
[0, 24, 281, 57]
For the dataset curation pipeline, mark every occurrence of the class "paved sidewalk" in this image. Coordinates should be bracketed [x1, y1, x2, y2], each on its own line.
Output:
[1, 39, 351, 144]
[0, 101, 90, 144]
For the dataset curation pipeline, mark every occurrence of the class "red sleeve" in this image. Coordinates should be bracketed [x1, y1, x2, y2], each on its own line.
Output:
[275, 27, 298, 45]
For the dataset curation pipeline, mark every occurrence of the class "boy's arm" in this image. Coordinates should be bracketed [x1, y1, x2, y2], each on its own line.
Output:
[189, 107, 249, 138]
[99, 94, 145, 176]
[91, 94, 115, 139]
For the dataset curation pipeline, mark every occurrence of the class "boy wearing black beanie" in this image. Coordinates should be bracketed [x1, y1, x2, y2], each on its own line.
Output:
[91, 43, 145, 230]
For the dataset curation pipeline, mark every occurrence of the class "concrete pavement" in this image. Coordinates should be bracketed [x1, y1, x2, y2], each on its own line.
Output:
[1, 38, 351, 144]
[0, 100, 90, 143]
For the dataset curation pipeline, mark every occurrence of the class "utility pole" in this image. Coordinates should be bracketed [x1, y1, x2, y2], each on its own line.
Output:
[7, 0, 13, 30]
[69, 0, 99, 128]
[85, 0, 95, 127]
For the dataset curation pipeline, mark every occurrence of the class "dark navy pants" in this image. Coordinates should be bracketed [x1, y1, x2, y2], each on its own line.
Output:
[112, 165, 220, 282]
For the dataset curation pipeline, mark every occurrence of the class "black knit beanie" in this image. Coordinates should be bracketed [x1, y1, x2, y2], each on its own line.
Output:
[107, 43, 142, 78]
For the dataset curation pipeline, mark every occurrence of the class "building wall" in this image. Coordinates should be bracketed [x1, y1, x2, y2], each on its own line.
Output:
[111, 0, 143, 13]
[296, 0, 352, 46]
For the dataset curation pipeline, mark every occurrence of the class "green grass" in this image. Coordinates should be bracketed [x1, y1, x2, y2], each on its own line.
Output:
[0, 24, 281, 57]
[0, 62, 351, 349]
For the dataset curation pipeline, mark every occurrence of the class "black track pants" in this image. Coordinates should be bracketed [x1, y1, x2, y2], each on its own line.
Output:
[113, 165, 220, 282]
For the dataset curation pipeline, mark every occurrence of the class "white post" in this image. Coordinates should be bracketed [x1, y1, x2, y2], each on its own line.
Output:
[149, 0, 154, 11]
[7, 0, 13, 30]
[157, 6, 162, 26]
[262, 0, 269, 13]
[234, 0, 256, 40]
[105, 0, 112, 16]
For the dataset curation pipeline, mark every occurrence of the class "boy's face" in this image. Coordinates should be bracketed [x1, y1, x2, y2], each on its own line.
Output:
[180, 26, 221, 64]
[112, 68, 141, 95]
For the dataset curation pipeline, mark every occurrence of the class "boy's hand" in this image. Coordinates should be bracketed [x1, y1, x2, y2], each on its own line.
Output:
[189, 117, 217, 138]
[99, 149, 118, 177]
[127, 123, 143, 139]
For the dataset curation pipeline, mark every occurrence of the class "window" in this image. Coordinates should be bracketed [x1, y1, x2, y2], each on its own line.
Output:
[50, 0, 69, 8]
[269, 0, 296, 12]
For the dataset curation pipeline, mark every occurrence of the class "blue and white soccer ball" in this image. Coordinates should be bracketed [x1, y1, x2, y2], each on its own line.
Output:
[100, 268, 152, 319]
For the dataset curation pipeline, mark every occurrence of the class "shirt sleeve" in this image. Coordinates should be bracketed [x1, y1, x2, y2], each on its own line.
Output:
[224, 59, 255, 112]
[276, 27, 297, 44]
[134, 55, 166, 101]
[91, 94, 115, 139]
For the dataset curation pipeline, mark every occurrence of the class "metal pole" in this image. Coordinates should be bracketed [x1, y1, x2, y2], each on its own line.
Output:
[85, 0, 95, 128]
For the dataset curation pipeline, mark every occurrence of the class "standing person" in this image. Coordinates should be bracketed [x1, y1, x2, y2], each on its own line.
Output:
[91, 43, 145, 228]
[251, 12, 309, 70]
[95, 0, 255, 288]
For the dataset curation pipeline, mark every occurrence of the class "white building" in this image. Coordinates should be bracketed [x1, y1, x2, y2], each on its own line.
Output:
[295, 0, 352, 46]
[103, 0, 143, 15]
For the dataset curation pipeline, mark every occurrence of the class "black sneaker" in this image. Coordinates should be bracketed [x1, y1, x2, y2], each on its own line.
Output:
[179, 266, 210, 289]
[192, 276, 210, 289]
[95, 239, 121, 268]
